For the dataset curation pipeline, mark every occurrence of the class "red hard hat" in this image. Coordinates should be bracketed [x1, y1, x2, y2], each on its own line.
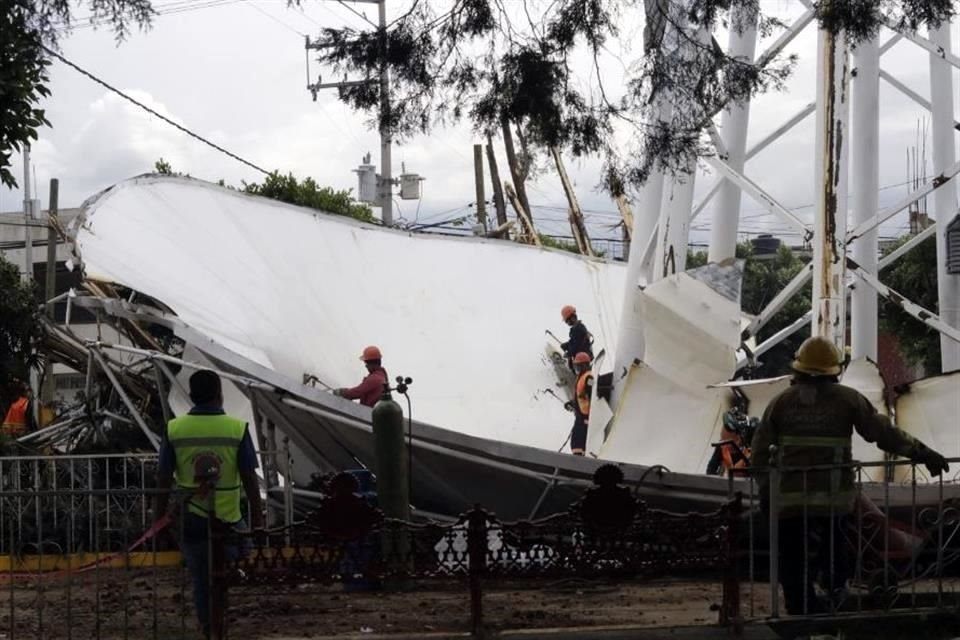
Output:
[360, 345, 382, 361]
[573, 352, 591, 365]
[561, 305, 576, 321]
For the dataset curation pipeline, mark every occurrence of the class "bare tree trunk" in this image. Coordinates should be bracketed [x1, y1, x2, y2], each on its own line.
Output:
[505, 182, 541, 246]
[501, 118, 533, 221]
[486, 136, 507, 227]
[550, 146, 593, 256]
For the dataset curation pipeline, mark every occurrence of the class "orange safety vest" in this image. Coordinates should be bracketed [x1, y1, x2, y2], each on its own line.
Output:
[718, 426, 750, 477]
[2, 397, 29, 436]
[576, 370, 593, 418]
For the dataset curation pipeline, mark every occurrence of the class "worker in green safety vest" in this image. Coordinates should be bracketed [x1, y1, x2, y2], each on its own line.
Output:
[155, 369, 264, 640]
[751, 335, 949, 616]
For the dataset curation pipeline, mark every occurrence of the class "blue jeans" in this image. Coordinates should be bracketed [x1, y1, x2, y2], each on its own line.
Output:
[180, 513, 244, 635]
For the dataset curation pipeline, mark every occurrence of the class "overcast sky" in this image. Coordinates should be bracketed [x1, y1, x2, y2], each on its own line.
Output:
[1, 0, 957, 251]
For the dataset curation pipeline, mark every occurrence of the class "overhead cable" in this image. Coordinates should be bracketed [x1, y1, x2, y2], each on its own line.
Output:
[41, 45, 270, 176]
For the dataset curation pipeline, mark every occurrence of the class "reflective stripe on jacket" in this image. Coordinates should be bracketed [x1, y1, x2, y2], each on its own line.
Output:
[752, 380, 922, 517]
[776, 434, 855, 513]
[167, 413, 247, 523]
[576, 370, 593, 418]
[2, 397, 29, 436]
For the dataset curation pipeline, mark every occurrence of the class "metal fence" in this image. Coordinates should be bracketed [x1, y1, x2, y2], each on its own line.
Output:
[0, 450, 294, 639]
[5, 451, 960, 638]
[737, 456, 960, 627]
[225, 496, 741, 636]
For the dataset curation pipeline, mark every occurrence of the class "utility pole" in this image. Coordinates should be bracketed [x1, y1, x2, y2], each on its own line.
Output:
[22, 144, 33, 283]
[473, 144, 487, 232]
[42, 179, 59, 405]
[307, 0, 394, 225]
[377, 0, 393, 226]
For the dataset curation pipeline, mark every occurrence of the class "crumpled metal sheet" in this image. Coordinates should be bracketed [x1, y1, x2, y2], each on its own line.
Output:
[842, 358, 891, 482]
[896, 370, 960, 473]
[598, 264, 742, 472]
[71, 175, 628, 455]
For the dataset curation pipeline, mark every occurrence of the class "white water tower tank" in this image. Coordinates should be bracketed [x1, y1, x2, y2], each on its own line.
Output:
[400, 173, 422, 200]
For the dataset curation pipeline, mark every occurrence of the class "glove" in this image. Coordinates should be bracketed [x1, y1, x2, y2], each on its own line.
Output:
[915, 445, 949, 477]
[333, 388, 344, 397]
[563, 400, 575, 412]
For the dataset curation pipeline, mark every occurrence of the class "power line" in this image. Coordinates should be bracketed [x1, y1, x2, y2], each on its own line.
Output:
[64, 0, 242, 31]
[42, 45, 270, 176]
[335, 0, 377, 28]
[246, 2, 306, 37]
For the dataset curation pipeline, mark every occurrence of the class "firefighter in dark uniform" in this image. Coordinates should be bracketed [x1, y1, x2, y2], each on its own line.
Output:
[564, 352, 593, 456]
[751, 336, 949, 615]
[560, 305, 593, 372]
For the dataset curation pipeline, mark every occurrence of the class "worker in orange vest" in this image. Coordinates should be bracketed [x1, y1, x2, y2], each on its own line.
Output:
[563, 352, 593, 456]
[706, 407, 755, 477]
[2, 381, 31, 438]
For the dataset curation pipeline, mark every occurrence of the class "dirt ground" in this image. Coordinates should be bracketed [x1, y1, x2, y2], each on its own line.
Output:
[0, 568, 747, 639]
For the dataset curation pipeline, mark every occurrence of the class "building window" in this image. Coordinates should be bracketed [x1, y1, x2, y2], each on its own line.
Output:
[948, 214, 960, 275]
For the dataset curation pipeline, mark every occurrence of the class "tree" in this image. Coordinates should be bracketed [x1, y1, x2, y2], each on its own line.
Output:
[0, 255, 43, 409]
[312, 1, 952, 198]
[1, 0, 154, 188]
[879, 233, 939, 373]
[150, 159, 374, 223]
[242, 172, 375, 223]
[689, 242, 810, 377]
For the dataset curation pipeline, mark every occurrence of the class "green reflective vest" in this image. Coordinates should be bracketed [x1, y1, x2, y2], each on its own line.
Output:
[167, 413, 247, 523]
[776, 434, 855, 516]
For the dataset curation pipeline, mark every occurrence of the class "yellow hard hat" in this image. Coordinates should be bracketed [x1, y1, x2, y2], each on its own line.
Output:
[792, 336, 842, 376]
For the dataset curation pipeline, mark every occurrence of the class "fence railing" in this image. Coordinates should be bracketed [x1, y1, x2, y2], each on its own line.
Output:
[0, 449, 295, 640]
[738, 455, 960, 625]
[225, 495, 742, 635]
[4, 451, 960, 638]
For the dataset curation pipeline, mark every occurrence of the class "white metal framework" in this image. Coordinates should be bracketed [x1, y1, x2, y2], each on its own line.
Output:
[615, 1, 960, 379]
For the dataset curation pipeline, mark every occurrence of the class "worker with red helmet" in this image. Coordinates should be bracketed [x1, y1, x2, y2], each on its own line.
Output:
[335, 346, 389, 407]
[563, 352, 593, 455]
[559, 305, 593, 372]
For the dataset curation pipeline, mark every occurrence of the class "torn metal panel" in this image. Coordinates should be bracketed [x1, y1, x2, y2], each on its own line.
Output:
[842, 358, 890, 482]
[896, 370, 960, 474]
[601, 263, 743, 472]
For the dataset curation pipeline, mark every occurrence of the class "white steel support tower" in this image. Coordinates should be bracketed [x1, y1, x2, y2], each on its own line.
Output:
[850, 36, 880, 361]
[709, 5, 758, 264]
[929, 24, 960, 372]
[812, 19, 850, 348]
[612, 0, 960, 385]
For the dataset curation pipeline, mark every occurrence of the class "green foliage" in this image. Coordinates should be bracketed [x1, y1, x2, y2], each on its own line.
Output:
[242, 172, 375, 223]
[0, 1, 50, 189]
[689, 242, 810, 376]
[0, 0, 154, 188]
[879, 234, 939, 373]
[0, 255, 42, 408]
[150, 160, 373, 223]
[154, 157, 173, 175]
